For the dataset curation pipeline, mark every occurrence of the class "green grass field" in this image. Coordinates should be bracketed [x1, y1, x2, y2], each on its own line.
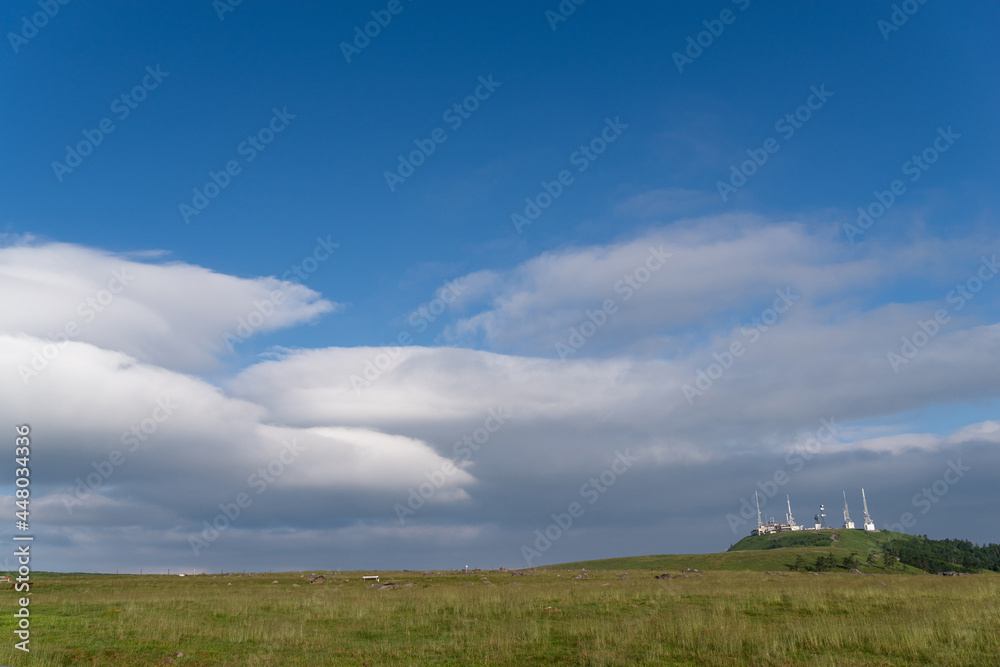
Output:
[727, 528, 913, 556]
[544, 529, 926, 574]
[3, 563, 998, 666]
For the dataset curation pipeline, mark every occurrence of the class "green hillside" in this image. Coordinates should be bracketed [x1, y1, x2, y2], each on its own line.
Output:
[536, 547, 888, 573]
[729, 529, 1000, 573]
[728, 528, 904, 554]
[538, 529, 999, 575]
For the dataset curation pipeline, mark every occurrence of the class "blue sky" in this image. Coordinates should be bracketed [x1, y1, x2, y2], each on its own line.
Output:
[2, 1, 999, 573]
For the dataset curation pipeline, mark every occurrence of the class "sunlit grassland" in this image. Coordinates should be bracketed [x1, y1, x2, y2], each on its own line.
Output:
[2, 569, 998, 665]
[540, 546, 928, 574]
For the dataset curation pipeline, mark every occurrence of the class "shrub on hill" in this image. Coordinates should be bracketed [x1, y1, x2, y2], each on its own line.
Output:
[883, 536, 1000, 574]
[729, 531, 832, 551]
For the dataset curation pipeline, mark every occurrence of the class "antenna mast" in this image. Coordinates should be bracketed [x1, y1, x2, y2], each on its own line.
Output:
[755, 490, 762, 531]
[842, 491, 854, 529]
[862, 488, 876, 531]
[786, 494, 796, 528]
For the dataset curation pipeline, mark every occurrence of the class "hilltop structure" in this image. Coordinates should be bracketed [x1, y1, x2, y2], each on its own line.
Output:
[785, 495, 799, 530]
[751, 490, 877, 536]
[814, 504, 827, 530]
[752, 493, 802, 535]
[861, 488, 876, 531]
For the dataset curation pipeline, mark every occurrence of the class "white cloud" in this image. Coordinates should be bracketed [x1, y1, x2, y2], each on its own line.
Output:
[4, 228, 999, 571]
[445, 218, 888, 355]
[0, 242, 337, 372]
[1, 334, 473, 534]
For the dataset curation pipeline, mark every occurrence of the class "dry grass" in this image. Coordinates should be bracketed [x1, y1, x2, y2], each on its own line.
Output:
[2, 569, 998, 665]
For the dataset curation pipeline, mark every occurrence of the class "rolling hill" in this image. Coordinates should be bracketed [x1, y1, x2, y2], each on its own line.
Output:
[538, 529, 999, 574]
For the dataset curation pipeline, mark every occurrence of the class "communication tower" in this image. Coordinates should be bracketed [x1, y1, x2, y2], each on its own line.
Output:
[814, 504, 827, 530]
[861, 489, 876, 531]
[755, 490, 763, 532]
[785, 494, 796, 529]
[842, 491, 855, 529]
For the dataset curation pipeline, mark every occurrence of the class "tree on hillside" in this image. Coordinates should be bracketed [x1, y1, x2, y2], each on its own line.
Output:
[842, 552, 860, 570]
[792, 555, 805, 572]
[866, 553, 878, 568]
[813, 554, 836, 572]
[880, 536, 1000, 573]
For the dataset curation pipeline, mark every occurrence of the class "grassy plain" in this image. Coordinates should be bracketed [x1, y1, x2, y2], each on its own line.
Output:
[2, 564, 998, 666]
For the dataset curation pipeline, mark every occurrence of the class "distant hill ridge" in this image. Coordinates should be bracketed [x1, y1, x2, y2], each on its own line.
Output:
[538, 529, 1000, 574]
